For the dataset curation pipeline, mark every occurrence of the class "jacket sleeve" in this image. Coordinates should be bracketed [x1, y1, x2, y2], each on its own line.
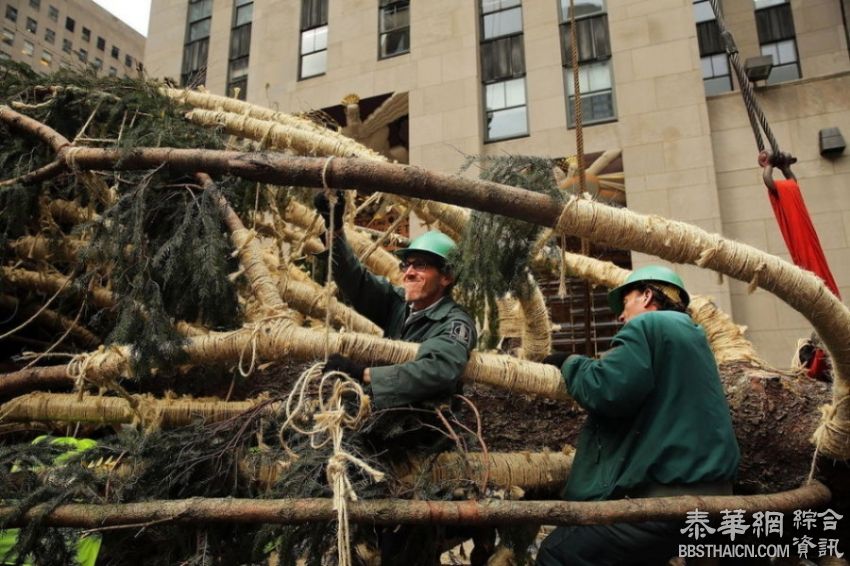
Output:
[369, 319, 476, 409]
[561, 318, 655, 418]
[320, 233, 405, 329]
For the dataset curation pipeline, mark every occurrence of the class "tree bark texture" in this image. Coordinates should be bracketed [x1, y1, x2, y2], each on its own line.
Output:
[0, 481, 829, 529]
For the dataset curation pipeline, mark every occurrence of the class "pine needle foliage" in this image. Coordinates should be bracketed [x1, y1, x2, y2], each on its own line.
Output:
[452, 155, 562, 347]
[0, 66, 271, 375]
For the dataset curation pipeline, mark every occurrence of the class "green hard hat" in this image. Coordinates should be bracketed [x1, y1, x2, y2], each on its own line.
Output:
[395, 230, 456, 263]
[607, 265, 690, 316]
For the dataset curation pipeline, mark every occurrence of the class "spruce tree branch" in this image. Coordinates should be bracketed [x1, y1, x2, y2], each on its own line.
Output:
[0, 481, 830, 529]
[0, 159, 65, 187]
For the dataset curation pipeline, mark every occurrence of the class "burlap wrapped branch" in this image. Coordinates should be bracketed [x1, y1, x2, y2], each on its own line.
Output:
[1, 266, 114, 309]
[0, 392, 259, 429]
[394, 449, 574, 494]
[182, 104, 469, 240]
[8, 235, 83, 263]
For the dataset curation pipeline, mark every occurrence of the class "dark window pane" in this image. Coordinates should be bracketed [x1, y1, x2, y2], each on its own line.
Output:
[30, 0, 41, 10]
[48, 6, 57, 21]
[482, 6, 522, 39]
[62, 38, 71, 53]
[97, 36, 105, 50]
[45, 28, 54, 43]
[228, 76, 248, 99]
[182, 37, 209, 74]
[696, 20, 724, 56]
[82, 27, 90, 41]
[568, 91, 614, 124]
[111, 45, 119, 58]
[26, 18, 37, 33]
[380, 28, 409, 58]
[125, 53, 132, 66]
[65, 17, 74, 32]
[562, 15, 611, 63]
[301, 0, 328, 29]
[755, 3, 796, 43]
[78, 48, 87, 62]
[5, 6, 17, 22]
[481, 35, 525, 82]
[230, 24, 251, 58]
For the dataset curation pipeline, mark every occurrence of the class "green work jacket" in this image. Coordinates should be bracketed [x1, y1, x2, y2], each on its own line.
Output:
[327, 236, 476, 409]
[560, 310, 740, 502]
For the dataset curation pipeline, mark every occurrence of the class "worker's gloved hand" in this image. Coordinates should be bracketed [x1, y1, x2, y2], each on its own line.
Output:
[323, 353, 365, 381]
[313, 190, 345, 232]
[541, 351, 572, 369]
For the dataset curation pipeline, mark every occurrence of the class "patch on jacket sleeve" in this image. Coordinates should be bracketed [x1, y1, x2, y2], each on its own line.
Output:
[449, 320, 474, 349]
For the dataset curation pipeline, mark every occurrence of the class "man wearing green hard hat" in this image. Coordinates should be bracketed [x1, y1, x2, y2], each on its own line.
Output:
[537, 265, 740, 566]
[314, 191, 478, 563]
[313, 191, 476, 419]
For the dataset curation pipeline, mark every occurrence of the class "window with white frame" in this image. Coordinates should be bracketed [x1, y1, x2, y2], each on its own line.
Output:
[480, 0, 528, 141]
[755, 0, 800, 84]
[40, 49, 52, 66]
[559, 0, 615, 126]
[182, 0, 212, 86]
[22, 40, 34, 56]
[300, 0, 328, 79]
[2, 28, 14, 46]
[694, 0, 732, 95]
[379, 0, 409, 59]
[228, 0, 253, 99]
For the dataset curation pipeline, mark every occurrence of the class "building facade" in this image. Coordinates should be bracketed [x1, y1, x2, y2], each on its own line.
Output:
[1, 0, 144, 77]
[145, 0, 850, 367]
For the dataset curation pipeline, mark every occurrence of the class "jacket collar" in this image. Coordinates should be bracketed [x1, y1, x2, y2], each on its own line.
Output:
[406, 296, 454, 323]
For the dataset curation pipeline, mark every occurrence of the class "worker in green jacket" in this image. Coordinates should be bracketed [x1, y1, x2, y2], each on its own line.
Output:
[313, 191, 476, 418]
[314, 191, 479, 564]
[537, 266, 740, 566]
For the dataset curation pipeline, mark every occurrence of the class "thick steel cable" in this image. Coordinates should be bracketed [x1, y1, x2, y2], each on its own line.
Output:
[707, 0, 780, 154]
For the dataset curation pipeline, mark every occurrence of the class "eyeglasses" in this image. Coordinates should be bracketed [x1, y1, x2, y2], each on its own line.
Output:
[399, 259, 433, 272]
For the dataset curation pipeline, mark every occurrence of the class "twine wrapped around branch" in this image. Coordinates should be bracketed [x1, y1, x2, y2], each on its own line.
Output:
[278, 363, 384, 566]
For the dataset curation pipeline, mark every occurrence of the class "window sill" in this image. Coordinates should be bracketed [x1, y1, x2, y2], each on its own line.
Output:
[484, 132, 530, 145]
[567, 117, 617, 130]
[378, 50, 409, 61]
[298, 72, 326, 82]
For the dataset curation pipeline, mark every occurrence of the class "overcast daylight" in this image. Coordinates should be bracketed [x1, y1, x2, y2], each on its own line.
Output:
[91, 0, 152, 36]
